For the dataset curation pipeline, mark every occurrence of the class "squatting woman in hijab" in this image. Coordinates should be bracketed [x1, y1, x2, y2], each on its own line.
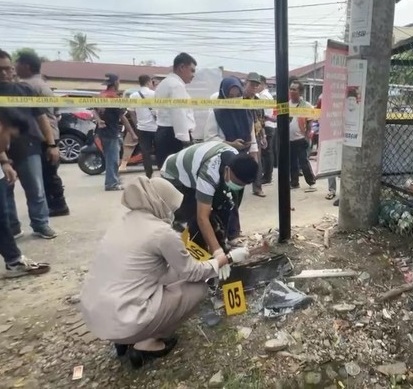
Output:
[80, 177, 248, 369]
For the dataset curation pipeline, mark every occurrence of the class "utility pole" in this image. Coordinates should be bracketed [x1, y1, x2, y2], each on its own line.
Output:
[344, 0, 352, 43]
[312, 40, 319, 103]
[275, 0, 291, 242]
[339, 0, 396, 230]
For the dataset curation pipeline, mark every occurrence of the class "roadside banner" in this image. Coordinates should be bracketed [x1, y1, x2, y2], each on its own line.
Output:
[317, 40, 348, 177]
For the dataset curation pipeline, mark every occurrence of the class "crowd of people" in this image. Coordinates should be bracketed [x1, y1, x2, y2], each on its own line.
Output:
[0, 49, 326, 368]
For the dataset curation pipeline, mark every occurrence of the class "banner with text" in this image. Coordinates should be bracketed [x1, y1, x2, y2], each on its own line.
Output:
[317, 40, 348, 176]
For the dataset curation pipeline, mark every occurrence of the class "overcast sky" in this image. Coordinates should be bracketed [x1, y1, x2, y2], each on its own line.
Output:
[0, 0, 411, 76]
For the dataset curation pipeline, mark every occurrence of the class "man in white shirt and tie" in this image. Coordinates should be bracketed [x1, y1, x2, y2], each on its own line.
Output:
[155, 52, 197, 169]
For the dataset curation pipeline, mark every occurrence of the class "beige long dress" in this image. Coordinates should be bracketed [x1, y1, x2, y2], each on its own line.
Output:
[80, 177, 219, 344]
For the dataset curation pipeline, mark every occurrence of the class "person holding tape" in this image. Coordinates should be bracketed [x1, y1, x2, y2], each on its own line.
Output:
[80, 176, 250, 369]
[154, 52, 197, 169]
[161, 141, 258, 256]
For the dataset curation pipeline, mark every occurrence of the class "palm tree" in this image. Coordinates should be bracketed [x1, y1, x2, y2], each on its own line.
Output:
[68, 33, 100, 62]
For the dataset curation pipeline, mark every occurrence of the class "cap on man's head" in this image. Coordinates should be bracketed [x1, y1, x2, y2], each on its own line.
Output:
[246, 72, 261, 84]
[102, 73, 119, 86]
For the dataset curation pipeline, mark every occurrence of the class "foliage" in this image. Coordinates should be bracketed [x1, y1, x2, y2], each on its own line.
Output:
[67, 32, 100, 62]
[11, 47, 49, 63]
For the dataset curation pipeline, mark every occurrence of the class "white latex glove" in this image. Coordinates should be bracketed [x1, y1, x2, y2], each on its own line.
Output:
[229, 247, 250, 264]
[218, 264, 231, 281]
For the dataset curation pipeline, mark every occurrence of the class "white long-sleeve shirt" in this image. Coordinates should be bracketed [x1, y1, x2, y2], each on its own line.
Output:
[155, 73, 196, 142]
[258, 89, 277, 129]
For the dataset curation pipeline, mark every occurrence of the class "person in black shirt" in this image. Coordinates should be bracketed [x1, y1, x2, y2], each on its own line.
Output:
[0, 107, 51, 277]
[93, 73, 135, 191]
[0, 49, 58, 239]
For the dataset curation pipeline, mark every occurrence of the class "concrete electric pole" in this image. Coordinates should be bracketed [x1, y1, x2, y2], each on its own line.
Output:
[339, 0, 396, 230]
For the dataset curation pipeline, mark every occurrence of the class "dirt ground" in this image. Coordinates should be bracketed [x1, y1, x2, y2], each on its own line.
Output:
[1, 210, 413, 389]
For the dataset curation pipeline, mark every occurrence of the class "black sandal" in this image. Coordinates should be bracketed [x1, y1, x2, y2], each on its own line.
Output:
[129, 337, 178, 369]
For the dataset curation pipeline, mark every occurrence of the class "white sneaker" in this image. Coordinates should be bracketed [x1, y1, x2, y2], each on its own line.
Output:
[5, 256, 51, 278]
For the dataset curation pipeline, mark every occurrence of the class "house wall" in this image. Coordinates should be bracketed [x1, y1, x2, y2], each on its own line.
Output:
[46, 79, 140, 92]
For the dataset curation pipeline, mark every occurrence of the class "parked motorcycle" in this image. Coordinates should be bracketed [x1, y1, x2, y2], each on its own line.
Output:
[77, 129, 155, 175]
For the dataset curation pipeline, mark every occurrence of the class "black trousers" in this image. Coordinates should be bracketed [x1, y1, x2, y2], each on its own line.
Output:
[290, 138, 316, 187]
[41, 144, 68, 211]
[0, 178, 21, 264]
[137, 130, 156, 178]
[172, 184, 232, 251]
[262, 127, 276, 180]
[155, 126, 183, 169]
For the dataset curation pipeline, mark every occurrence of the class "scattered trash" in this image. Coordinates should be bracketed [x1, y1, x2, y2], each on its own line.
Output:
[226, 254, 293, 290]
[237, 327, 252, 340]
[358, 272, 371, 283]
[379, 200, 413, 236]
[382, 308, 392, 320]
[72, 365, 84, 381]
[345, 361, 361, 376]
[377, 282, 413, 302]
[333, 304, 356, 313]
[197, 325, 212, 345]
[208, 370, 224, 388]
[201, 311, 221, 327]
[265, 338, 288, 352]
[295, 234, 306, 241]
[288, 269, 357, 280]
[211, 296, 225, 310]
[262, 280, 312, 318]
[375, 362, 407, 376]
[324, 228, 332, 248]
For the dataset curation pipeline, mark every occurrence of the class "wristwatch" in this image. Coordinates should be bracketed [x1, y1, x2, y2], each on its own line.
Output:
[47, 144, 57, 148]
[0, 159, 12, 166]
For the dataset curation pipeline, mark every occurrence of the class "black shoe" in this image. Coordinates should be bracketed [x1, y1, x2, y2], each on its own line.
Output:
[129, 337, 178, 369]
[114, 343, 129, 357]
[290, 184, 300, 189]
[49, 206, 70, 217]
[32, 225, 58, 239]
[333, 198, 340, 207]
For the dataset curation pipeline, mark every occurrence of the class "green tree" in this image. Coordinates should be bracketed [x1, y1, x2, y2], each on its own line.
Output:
[67, 33, 100, 62]
[11, 47, 49, 63]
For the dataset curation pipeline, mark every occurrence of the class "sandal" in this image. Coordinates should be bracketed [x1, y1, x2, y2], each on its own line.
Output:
[325, 191, 336, 200]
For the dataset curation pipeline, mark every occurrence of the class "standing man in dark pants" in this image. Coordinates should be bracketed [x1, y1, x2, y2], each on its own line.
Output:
[15, 52, 69, 216]
[0, 49, 58, 239]
[289, 80, 316, 191]
[129, 75, 157, 178]
[155, 53, 197, 169]
[0, 108, 51, 277]
[93, 73, 135, 191]
[258, 75, 277, 184]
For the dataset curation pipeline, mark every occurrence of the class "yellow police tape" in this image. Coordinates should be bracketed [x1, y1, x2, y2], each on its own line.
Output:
[2, 96, 412, 120]
[0, 96, 321, 118]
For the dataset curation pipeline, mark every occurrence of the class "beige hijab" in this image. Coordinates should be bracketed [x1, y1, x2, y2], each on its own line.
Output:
[121, 177, 183, 222]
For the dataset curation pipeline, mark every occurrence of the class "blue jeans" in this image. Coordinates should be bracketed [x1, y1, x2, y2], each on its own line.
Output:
[328, 177, 337, 193]
[101, 137, 121, 189]
[0, 178, 21, 265]
[7, 154, 50, 232]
